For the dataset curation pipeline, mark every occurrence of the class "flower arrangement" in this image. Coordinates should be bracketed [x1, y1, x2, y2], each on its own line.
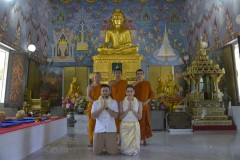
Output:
[150, 98, 168, 111]
[75, 96, 88, 112]
[62, 94, 88, 114]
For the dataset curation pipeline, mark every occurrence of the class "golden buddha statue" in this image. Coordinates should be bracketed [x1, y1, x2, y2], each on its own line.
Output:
[156, 78, 166, 97]
[66, 77, 81, 97]
[165, 73, 179, 97]
[97, 6, 138, 55]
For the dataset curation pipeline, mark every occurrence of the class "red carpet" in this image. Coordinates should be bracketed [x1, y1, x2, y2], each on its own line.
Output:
[0, 117, 65, 134]
[193, 125, 236, 131]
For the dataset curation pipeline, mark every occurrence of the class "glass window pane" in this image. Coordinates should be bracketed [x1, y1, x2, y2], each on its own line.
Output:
[0, 47, 9, 103]
[234, 44, 240, 99]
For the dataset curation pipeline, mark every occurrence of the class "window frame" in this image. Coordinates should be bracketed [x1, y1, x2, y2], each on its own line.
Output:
[0, 45, 9, 103]
[233, 42, 240, 103]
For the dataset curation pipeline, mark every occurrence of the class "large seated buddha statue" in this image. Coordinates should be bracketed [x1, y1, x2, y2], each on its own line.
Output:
[98, 6, 138, 55]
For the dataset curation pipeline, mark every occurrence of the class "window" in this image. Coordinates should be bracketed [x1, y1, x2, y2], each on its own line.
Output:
[0, 46, 9, 103]
[233, 43, 240, 100]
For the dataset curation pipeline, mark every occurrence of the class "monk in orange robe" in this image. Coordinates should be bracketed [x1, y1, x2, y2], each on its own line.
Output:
[132, 69, 153, 146]
[109, 68, 128, 134]
[86, 72, 102, 147]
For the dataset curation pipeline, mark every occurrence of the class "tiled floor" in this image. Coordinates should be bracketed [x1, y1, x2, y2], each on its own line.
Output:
[24, 115, 240, 160]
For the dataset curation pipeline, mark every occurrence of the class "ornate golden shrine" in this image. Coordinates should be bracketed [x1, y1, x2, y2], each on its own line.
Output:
[182, 38, 225, 100]
[91, 6, 143, 83]
[182, 38, 232, 126]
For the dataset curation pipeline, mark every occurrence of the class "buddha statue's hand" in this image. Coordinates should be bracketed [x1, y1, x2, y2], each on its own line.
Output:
[123, 42, 132, 47]
[103, 43, 109, 48]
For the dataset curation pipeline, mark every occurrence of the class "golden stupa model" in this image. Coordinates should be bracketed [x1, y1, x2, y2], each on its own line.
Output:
[91, 6, 143, 83]
[182, 37, 225, 100]
[183, 38, 232, 126]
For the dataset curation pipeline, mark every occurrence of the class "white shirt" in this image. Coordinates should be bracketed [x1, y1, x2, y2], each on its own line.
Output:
[91, 99, 118, 133]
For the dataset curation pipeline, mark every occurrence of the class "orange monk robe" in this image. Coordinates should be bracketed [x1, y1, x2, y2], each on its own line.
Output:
[111, 80, 128, 133]
[134, 80, 154, 141]
[86, 83, 102, 143]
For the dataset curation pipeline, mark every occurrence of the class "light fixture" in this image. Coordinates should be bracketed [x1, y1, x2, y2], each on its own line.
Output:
[46, 58, 53, 67]
[183, 52, 189, 65]
[202, 41, 208, 49]
[183, 55, 189, 61]
[27, 44, 36, 52]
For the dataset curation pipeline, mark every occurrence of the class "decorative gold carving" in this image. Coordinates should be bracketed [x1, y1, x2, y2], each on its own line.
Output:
[60, 0, 72, 3]
[194, 100, 221, 108]
[186, 92, 204, 102]
[183, 37, 225, 99]
[193, 107, 225, 115]
[192, 115, 229, 120]
[183, 38, 230, 126]
[112, 0, 123, 2]
[92, 54, 142, 83]
[9, 55, 24, 103]
[194, 120, 232, 126]
[86, 0, 97, 2]
[191, 100, 233, 126]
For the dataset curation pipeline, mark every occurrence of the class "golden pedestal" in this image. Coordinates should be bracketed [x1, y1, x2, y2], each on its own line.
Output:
[91, 54, 143, 83]
[192, 100, 232, 126]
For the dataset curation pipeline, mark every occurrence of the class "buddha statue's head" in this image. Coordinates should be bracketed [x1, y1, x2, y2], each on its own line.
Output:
[72, 77, 77, 83]
[111, 6, 125, 26]
[167, 73, 174, 81]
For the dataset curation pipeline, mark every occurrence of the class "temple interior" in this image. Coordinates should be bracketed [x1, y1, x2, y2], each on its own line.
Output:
[0, 0, 240, 159]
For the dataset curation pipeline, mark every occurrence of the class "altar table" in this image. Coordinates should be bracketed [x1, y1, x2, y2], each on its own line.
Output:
[0, 117, 67, 160]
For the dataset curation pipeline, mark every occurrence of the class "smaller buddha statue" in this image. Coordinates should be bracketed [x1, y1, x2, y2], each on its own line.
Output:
[156, 78, 166, 97]
[66, 77, 81, 97]
[165, 73, 179, 97]
[98, 6, 138, 55]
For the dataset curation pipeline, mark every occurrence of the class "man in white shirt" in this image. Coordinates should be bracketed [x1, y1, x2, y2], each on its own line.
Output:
[91, 84, 119, 155]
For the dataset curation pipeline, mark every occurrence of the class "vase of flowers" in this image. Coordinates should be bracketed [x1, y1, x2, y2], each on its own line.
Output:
[62, 94, 78, 127]
[62, 96, 77, 114]
[62, 94, 88, 126]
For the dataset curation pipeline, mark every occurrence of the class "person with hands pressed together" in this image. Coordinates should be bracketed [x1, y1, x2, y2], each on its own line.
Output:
[119, 84, 142, 156]
[91, 84, 119, 155]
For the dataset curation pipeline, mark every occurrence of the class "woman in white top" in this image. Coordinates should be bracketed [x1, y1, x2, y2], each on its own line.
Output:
[119, 84, 142, 156]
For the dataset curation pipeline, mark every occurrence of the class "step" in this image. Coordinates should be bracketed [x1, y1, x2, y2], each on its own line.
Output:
[193, 119, 232, 126]
[192, 125, 236, 130]
[193, 108, 225, 115]
[192, 115, 229, 120]
[194, 101, 221, 108]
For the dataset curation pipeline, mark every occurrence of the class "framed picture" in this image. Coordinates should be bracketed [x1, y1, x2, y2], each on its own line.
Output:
[112, 63, 122, 73]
